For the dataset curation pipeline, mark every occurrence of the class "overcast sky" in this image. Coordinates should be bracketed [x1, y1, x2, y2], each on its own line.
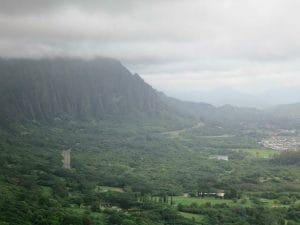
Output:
[1, 0, 300, 106]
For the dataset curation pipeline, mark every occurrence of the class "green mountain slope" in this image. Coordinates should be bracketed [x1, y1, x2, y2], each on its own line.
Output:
[0, 57, 173, 122]
[163, 95, 300, 129]
[0, 57, 299, 225]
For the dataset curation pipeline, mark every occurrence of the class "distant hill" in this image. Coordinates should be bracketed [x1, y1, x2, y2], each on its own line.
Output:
[166, 87, 300, 109]
[162, 95, 300, 129]
[267, 103, 300, 119]
[163, 96, 266, 127]
[165, 88, 269, 108]
[0, 57, 174, 121]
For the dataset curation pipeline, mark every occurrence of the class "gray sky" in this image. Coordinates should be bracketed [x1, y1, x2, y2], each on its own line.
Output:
[1, 0, 300, 105]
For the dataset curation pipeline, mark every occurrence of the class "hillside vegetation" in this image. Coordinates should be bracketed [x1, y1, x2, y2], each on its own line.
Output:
[0, 58, 179, 122]
[0, 58, 299, 225]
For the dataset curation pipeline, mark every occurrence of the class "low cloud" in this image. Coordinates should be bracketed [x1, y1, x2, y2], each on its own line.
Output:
[0, 0, 299, 102]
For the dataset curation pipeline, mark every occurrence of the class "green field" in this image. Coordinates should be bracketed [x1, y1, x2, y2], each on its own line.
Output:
[258, 198, 288, 208]
[173, 196, 289, 208]
[180, 212, 205, 223]
[173, 196, 237, 206]
[234, 148, 279, 158]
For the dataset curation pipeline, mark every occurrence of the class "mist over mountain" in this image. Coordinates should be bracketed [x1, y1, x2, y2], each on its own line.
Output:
[1, 1, 300, 225]
[164, 87, 300, 109]
[261, 87, 300, 106]
[165, 88, 269, 108]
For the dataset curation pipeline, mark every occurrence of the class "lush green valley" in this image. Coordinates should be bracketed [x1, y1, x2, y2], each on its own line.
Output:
[0, 58, 299, 225]
[1, 118, 299, 225]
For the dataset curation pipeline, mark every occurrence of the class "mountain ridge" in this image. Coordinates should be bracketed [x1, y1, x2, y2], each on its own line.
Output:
[0, 57, 299, 130]
[0, 57, 173, 122]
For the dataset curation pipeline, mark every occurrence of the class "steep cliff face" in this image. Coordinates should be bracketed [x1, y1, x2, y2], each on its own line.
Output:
[0, 57, 169, 121]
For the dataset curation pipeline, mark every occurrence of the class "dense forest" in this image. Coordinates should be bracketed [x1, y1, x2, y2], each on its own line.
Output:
[0, 58, 299, 225]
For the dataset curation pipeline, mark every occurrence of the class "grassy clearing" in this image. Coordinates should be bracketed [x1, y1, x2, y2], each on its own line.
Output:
[234, 148, 279, 158]
[258, 198, 289, 208]
[173, 196, 236, 206]
[162, 122, 204, 138]
[180, 212, 205, 223]
[173, 196, 290, 209]
[95, 186, 124, 193]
